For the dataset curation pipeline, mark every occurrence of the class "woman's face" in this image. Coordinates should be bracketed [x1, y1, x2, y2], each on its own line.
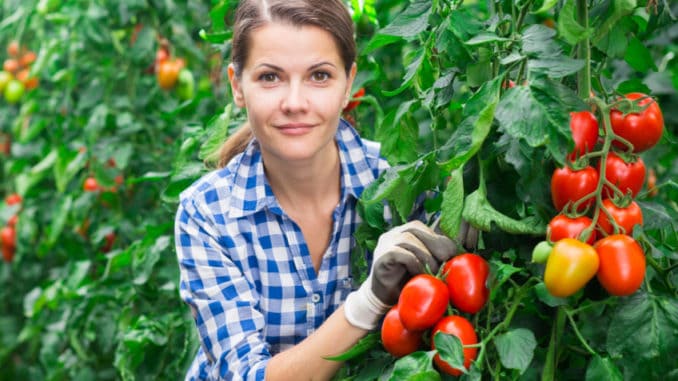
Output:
[228, 22, 356, 164]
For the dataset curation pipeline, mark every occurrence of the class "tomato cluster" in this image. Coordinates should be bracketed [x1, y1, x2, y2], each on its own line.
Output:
[0, 41, 39, 104]
[1, 193, 22, 262]
[539, 93, 664, 298]
[153, 44, 195, 100]
[381, 253, 489, 376]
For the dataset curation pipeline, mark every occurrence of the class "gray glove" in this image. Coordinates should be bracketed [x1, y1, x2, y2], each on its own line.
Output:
[343, 220, 458, 330]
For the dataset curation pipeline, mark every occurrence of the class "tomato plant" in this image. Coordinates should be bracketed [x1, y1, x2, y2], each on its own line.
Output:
[380, 305, 422, 358]
[594, 235, 646, 296]
[441, 253, 489, 314]
[551, 165, 599, 212]
[431, 315, 478, 376]
[397, 274, 449, 331]
[610, 92, 664, 153]
[544, 238, 599, 298]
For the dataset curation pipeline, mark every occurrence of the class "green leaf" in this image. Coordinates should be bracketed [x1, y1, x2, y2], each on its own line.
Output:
[323, 332, 380, 361]
[438, 77, 500, 171]
[379, 0, 432, 39]
[46, 195, 72, 247]
[533, 0, 559, 14]
[557, 0, 590, 45]
[493, 328, 537, 374]
[199, 104, 233, 166]
[495, 77, 586, 164]
[488, 260, 522, 301]
[607, 292, 678, 376]
[16, 149, 58, 196]
[390, 351, 438, 381]
[376, 100, 419, 164]
[382, 50, 424, 97]
[132, 235, 171, 285]
[592, 0, 637, 45]
[465, 32, 510, 45]
[527, 57, 585, 79]
[585, 355, 623, 381]
[440, 168, 464, 238]
[462, 188, 545, 235]
[624, 36, 657, 73]
[534, 282, 570, 307]
[434, 332, 466, 373]
[54, 146, 88, 193]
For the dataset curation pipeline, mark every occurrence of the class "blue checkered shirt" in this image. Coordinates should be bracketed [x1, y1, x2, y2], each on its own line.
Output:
[175, 120, 391, 380]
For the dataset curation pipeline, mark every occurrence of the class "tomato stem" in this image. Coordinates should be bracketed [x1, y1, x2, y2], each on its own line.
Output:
[564, 308, 597, 356]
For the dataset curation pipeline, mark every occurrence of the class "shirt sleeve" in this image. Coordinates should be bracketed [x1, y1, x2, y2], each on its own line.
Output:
[175, 195, 270, 381]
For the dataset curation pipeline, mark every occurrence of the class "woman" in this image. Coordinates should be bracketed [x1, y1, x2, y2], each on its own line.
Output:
[174, 1, 468, 379]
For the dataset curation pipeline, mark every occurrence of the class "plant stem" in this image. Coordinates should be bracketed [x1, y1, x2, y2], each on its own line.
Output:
[576, 0, 591, 99]
[564, 308, 597, 355]
[541, 307, 566, 381]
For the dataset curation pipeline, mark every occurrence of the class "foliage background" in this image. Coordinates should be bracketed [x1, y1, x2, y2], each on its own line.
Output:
[0, 0, 676, 380]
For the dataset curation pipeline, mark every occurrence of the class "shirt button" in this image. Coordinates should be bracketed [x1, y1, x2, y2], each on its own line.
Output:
[311, 293, 321, 303]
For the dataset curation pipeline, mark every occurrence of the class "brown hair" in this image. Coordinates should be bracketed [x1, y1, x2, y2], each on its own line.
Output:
[215, 0, 356, 168]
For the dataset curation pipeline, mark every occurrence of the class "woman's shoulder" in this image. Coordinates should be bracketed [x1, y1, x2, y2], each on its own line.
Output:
[338, 119, 390, 173]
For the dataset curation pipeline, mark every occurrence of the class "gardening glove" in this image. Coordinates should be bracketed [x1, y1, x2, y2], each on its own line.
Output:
[343, 220, 457, 330]
[456, 219, 480, 252]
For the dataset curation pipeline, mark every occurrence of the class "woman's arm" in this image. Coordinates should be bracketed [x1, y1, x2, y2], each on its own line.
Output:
[265, 305, 365, 381]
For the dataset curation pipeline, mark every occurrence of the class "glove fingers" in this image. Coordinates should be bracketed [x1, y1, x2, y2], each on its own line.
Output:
[395, 233, 440, 274]
[402, 222, 457, 264]
[372, 247, 424, 305]
[456, 220, 480, 251]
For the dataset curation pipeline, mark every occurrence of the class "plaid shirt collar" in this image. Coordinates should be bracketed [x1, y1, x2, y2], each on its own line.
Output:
[227, 119, 377, 219]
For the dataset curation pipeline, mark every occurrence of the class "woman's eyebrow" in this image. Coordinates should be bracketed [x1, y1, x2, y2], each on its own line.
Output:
[254, 63, 284, 71]
[309, 62, 336, 70]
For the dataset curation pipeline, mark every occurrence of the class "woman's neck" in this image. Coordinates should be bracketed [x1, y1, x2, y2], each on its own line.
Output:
[263, 144, 341, 213]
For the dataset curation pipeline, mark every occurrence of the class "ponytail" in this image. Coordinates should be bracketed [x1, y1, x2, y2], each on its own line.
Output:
[214, 123, 253, 168]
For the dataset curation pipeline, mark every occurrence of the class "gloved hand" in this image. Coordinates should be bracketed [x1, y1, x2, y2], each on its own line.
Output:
[343, 220, 458, 330]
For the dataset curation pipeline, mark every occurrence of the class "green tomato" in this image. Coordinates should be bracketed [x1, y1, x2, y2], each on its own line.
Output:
[198, 77, 211, 93]
[0, 71, 12, 93]
[176, 69, 195, 100]
[4, 79, 24, 104]
[531, 240, 553, 264]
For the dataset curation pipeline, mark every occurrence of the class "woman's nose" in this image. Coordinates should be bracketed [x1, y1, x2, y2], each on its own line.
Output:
[280, 82, 308, 113]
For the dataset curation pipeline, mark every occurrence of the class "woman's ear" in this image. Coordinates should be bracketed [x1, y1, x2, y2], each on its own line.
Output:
[344, 62, 358, 103]
[228, 63, 246, 108]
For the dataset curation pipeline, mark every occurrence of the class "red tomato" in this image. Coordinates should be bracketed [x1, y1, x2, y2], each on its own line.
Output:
[431, 315, 478, 376]
[597, 199, 643, 236]
[547, 214, 596, 245]
[551, 166, 599, 212]
[568, 111, 599, 159]
[7, 41, 20, 57]
[5, 193, 22, 206]
[601, 152, 645, 198]
[610, 93, 664, 153]
[1, 226, 16, 250]
[595, 234, 645, 296]
[398, 274, 449, 331]
[83, 177, 100, 192]
[1, 241, 14, 262]
[343, 87, 365, 113]
[442, 253, 489, 314]
[7, 215, 18, 227]
[380, 305, 423, 358]
[100, 232, 116, 253]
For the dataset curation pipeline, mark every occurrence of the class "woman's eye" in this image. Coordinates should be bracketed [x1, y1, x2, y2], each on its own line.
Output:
[311, 71, 330, 82]
[259, 72, 278, 82]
